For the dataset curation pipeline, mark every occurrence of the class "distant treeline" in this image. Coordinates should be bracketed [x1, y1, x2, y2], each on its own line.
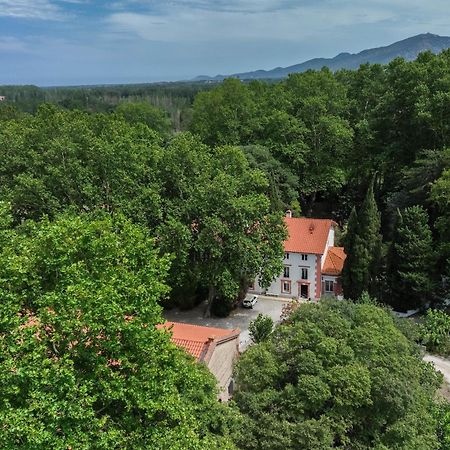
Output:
[0, 82, 215, 131]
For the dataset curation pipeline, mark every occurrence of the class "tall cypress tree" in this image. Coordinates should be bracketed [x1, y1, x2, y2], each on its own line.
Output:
[342, 177, 382, 299]
[387, 206, 435, 311]
[342, 207, 363, 299]
[358, 176, 383, 295]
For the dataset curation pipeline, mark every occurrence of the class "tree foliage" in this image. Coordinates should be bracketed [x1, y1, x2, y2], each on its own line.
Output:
[0, 104, 163, 224]
[249, 314, 273, 344]
[0, 106, 285, 313]
[115, 101, 172, 135]
[342, 178, 382, 300]
[233, 299, 441, 450]
[421, 309, 450, 354]
[387, 206, 435, 310]
[156, 133, 286, 315]
[0, 211, 236, 449]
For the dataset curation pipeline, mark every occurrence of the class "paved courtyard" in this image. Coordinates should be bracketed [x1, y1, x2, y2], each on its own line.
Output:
[164, 295, 293, 350]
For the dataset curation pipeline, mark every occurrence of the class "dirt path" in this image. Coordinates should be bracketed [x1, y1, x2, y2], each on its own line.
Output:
[424, 354, 450, 384]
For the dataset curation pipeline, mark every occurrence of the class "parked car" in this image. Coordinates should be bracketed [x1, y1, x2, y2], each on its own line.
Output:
[243, 295, 258, 308]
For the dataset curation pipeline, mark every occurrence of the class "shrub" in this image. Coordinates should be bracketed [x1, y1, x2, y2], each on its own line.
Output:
[421, 309, 450, 354]
[249, 314, 273, 343]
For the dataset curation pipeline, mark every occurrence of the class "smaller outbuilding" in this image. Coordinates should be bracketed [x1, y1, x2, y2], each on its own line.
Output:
[158, 321, 240, 401]
[321, 246, 346, 298]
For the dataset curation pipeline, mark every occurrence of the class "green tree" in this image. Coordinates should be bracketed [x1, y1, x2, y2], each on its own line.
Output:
[0, 212, 235, 449]
[157, 134, 286, 316]
[233, 299, 441, 450]
[387, 206, 435, 310]
[434, 401, 450, 450]
[241, 145, 299, 212]
[342, 178, 382, 299]
[421, 309, 450, 354]
[249, 314, 273, 344]
[116, 101, 172, 135]
[431, 167, 450, 289]
[342, 207, 364, 299]
[0, 104, 163, 224]
[278, 69, 353, 215]
[191, 78, 258, 146]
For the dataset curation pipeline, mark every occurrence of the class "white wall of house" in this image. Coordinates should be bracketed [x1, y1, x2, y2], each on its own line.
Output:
[252, 252, 318, 299]
[322, 227, 335, 269]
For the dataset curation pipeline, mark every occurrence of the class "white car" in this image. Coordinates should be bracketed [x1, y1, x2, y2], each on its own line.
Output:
[243, 295, 258, 308]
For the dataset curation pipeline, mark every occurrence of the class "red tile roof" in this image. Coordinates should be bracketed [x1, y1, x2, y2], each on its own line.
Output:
[157, 322, 239, 361]
[284, 217, 335, 255]
[322, 247, 346, 276]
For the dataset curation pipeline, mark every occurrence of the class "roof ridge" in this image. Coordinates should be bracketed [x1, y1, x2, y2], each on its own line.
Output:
[164, 321, 237, 333]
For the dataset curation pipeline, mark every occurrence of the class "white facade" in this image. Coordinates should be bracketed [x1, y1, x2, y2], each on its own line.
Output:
[252, 252, 320, 299]
[322, 228, 335, 268]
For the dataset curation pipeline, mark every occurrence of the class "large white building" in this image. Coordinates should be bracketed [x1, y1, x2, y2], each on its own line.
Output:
[251, 215, 346, 300]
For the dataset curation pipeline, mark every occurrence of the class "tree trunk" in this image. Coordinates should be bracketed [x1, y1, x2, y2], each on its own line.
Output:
[306, 192, 317, 217]
[204, 284, 215, 318]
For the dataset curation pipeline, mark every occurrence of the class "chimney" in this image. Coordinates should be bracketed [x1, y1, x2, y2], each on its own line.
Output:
[285, 210, 292, 218]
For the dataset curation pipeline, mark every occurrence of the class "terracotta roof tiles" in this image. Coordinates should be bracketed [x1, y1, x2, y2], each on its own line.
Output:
[284, 217, 335, 255]
[322, 247, 346, 276]
[157, 322, 239, 361]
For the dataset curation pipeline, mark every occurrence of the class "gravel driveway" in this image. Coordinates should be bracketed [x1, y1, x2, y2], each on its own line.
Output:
[164, 295, 293, 350]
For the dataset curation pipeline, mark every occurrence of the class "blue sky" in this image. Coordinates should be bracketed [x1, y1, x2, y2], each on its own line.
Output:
[0, 0, 449, 86]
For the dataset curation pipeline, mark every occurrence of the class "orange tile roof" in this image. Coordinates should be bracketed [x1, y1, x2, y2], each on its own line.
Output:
[322, 247, 346, 276]
[284, 217, 335, 255]
[157, 322, 239, 361]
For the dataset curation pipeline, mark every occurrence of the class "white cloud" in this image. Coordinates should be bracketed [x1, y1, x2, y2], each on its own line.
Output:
[0, 0, 64, 20]
[106, 2, 395, 43]
[104, 0, 450, 47]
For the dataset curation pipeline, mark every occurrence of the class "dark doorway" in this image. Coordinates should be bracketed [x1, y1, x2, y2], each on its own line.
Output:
[300, 284, 309, 299]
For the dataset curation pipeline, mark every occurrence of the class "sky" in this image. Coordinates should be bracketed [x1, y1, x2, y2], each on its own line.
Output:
[0, 0, 449, 86]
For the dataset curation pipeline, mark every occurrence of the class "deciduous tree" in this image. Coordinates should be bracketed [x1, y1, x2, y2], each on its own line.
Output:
[0, 211, 236, 449]
[233, 299, 441, 450]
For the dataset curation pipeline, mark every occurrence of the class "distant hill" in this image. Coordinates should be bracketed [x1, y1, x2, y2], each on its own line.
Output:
[195, 33, 450, 81]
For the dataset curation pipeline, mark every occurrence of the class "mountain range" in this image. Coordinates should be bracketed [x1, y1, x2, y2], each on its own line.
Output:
[194, 33, 450, 81]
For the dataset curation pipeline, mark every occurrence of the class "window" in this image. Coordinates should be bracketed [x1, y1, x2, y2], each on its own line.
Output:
[283, 266, 290, 278]
[285, 252, 290, 260]
[301, 268, 308, 280]
[301, 254, 308, 261]
[281, 280, 291, 294]
[325, 280, 334, 292]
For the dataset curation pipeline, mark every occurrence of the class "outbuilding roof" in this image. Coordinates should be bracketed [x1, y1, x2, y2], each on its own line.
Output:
[284, 217, 336, 255]
[322, 247, 346, 276]
[157, 321, 240, 361]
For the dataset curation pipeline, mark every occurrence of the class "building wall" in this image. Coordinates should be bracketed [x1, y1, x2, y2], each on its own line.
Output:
[207, 337, 239, 402]
[321, 274, 343, 298]
[252, 252, 318, 299]
[322, 227, 335, 269]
